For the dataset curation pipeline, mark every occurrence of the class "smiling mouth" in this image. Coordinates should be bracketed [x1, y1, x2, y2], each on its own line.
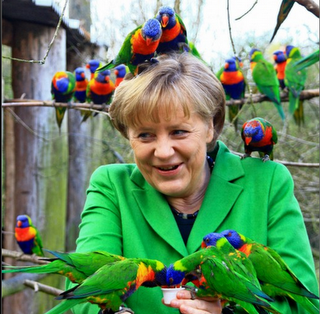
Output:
[157, 165, 180, 171]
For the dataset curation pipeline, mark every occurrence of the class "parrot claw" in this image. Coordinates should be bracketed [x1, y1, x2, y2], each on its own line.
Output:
[114, 306, 134, 314]
[240, 153, 251, 160]
[261, 154, 270, 162]
[182, 285, 198, 299]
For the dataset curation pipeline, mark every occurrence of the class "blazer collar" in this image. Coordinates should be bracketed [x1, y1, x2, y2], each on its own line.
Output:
[131, 141, 245, 257]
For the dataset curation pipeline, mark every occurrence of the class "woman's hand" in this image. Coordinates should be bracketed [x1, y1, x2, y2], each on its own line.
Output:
[164, 289, 222, 314]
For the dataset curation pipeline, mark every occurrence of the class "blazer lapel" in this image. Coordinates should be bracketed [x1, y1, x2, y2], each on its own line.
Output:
[187, 141, 245, 254]
[131, 168, 188, 257]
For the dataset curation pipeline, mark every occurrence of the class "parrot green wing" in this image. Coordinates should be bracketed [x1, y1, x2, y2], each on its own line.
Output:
[294, 49, 319, 72]
[66, 71, 76, 95]
[175, 13, 187, 37]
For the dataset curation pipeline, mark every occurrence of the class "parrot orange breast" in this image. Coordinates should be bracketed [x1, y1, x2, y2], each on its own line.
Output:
[15, 226, 37, 242]
[132, 31, 159, 55]
[220, 71, 244, 85]
[160, 21, 181, 42]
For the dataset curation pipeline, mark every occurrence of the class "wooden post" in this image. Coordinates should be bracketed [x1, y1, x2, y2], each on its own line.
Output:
[2, 20, 68, 314]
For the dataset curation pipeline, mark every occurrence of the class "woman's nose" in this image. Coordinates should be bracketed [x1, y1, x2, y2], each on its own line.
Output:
[154, 138, 174, 159]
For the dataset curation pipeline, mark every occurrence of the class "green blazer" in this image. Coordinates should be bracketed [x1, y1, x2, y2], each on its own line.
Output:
[68, 141, 319, 314]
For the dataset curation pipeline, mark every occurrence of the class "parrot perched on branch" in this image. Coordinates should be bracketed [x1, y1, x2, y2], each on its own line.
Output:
[166, 243, 279, 314]
[51, 71, 76, 132]
[2, 250, 125, 284]
[155, 6, 188, 55]
[14, 214, 44, 257]
[218, 57, 246, 131]
[273, 50, 287, 90]
[83, 69, 115, 122]
[203, 230, 319, 314]
[97, 18, 162, 75]
[241, 117, 278, 161]
[249, 49, 285, 121]
[284, 46, 307, 126]
[44, 258, 167, 314]
[73, 67, 88, 103]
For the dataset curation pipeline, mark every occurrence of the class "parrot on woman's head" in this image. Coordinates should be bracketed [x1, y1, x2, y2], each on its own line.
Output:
[14, 214, 44, 256]
[97, 18, 162, 75]
[249, 48, 285, 121]
[44, 258, 167, 314]
[155, 6, 188, 55]
[203, 230, 319, 314]
[51, 71, 76, 132]
[241, 117, 278, 161]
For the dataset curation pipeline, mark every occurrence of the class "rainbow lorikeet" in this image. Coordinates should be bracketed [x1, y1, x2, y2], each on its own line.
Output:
[14, 214, 44, 256]
[166, 244, 277, 314]
[241, 117, 278, 162]
[284, 46, 307, 126]
[114, 64, 127, 88]
[73, 67, 88, 103]
[44, 258, 167, 314]
[218, 57, 246, 131]
[155, 6, 188, 55]
[204, 230, 319, 314]
[97, 19, 162, 75]
[2, 250, 125, 284]
[273, 50, 287, 90]
[293, 48, 319, 72]
[270, 0, 295, 43]
[83, 69, 115, 122]
[86, 59, 102, 80]
[249, 48, 285, 121]
[51, 71, 76, 132]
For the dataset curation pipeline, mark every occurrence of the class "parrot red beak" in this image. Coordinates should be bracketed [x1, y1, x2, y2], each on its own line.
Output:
[146, 37, 153, 46]
[17, 220, 22, 227]
[161, 15, 169, 27]
[86, 64, 90, 69]
[239, 62, 243, 67]
[81, 72, 85, 78]
[245, 137, 252, 145]
[105, 76, 110, 82]
[114, 70, 119, 76]
[201, 242, 206, 248]
[273, 55, 277, 61]
[224, 63, 229, 69]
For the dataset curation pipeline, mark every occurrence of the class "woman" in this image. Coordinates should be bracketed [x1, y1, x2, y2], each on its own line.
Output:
[69, 52, 318, 314]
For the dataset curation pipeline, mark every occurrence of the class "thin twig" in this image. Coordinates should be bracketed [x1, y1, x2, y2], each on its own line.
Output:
[2, 0, 69, 65]
[24, 280, 64, 296]
[226, 0, 236, 55]
[2, 248, 49, 265]
[235, 0, 258, 20]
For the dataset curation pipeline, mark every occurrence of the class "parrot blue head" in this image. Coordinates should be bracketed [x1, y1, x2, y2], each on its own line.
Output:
[285, 45, 295, 58]
[201, 232, 224, 248]
[273, 50, 287, 63]
[224, 58, 237, 72]
[74, 67, 86, 81]
[156, 6, 176, 29]
[166, 264, 185, 286]
[55, 76, 70, 93]
[142, 18, 162, 42]
[249, 48, 260, 59]
[114, 64, 127, 78]
[220, 230, 244, 249]
[242, 119, 264, 144]
[86, 60, 101, 74]
[16, 215, 31, 228]
[95, 70, 111, 83]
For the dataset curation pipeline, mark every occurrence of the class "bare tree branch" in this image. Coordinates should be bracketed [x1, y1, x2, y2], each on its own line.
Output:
[1, 0, 69, 65]
[295, 0, 319, 17]
[2, 248, 49, 265]
[226, 0, 236, 55]
[24, 280, 64, 296]
[235, 0, 258, 20]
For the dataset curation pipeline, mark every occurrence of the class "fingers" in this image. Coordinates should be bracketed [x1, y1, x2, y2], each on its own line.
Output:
[167, 290, 222, 314]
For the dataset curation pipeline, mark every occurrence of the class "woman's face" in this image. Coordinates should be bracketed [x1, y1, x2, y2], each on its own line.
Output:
[128, 107, 214, 199]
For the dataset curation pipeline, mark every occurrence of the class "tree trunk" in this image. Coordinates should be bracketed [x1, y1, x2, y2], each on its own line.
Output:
[2, 20, 68, 314]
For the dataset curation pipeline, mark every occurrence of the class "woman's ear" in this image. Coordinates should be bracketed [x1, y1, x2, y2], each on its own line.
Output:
[206, 119, 214, 143]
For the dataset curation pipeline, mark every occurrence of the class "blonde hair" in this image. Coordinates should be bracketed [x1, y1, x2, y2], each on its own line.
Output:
[109, 52, 226, 151]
